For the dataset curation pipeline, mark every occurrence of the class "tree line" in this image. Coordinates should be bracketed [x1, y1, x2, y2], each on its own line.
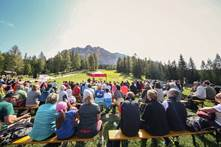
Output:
[117, 54, 221, 84]
[0, 45, 98, 78]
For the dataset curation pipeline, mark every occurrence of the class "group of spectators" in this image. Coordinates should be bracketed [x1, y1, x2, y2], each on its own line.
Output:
[1, 76, 221, 146]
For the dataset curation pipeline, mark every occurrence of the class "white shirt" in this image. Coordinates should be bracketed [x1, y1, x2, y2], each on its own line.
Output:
[193, 85, 206, 99]
[103, 92, 112, 99]
[66, 89, 73, 98]
[155, 88, 164, 103]
[213, 104, 221, 126]
[162, 100, 169, 110]
[58, 90, 68, 101]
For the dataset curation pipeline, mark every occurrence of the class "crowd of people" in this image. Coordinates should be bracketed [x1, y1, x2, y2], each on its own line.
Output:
[0, 76, 221, 146]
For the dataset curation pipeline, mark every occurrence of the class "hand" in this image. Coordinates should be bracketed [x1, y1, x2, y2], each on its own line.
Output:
[23, 113, 31, 118]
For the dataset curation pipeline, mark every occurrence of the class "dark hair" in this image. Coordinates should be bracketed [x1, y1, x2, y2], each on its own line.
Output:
[116, 85, 121, 90]
[154, 82, 161, 89]
[105, 88, 109, 92]
[204, 80, 210, 85]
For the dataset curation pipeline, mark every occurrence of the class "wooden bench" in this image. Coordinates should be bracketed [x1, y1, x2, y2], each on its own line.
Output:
[181, 100, 204, 107]
[109, 129, 213, 146]
[12, 135, 95, 145]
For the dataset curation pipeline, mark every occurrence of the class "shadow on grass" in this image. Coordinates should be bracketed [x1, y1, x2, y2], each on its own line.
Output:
[196, 134, 218, 147]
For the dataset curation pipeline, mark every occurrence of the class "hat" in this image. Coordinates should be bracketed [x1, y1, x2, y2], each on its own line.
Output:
[168, 88, 180, 98]
[56, 101, 67, 112]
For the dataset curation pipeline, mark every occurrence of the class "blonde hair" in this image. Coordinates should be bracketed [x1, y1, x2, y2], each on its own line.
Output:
[147, 89, 158, 100]
[46, 93, 58, 104]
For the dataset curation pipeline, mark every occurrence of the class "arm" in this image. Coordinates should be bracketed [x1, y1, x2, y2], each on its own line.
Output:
[199, 107, 217, 113]
[4, 113, 30, 125]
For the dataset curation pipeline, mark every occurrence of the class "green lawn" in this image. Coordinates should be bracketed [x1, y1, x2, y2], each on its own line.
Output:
[22, 70, 135, 84]
[54, 70, 135, 84]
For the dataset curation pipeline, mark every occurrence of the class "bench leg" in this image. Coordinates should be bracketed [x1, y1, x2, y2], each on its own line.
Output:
[215, 130, 220, 145]
[141, 139, 147, 147]
[192, 135, 197, 147]
[121, 140, 129, 147]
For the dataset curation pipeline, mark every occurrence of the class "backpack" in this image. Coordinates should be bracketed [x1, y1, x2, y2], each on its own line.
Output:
[186, 116, 212, 132]
[120, 100, 140, 137]
[0, 119, 32, 145]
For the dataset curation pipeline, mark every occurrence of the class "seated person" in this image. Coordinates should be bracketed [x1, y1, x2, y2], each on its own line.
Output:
[198, 92, 221, 128]
[189, 82, 206, 100]
[95, 85, 105, 106]
[113, 85, 124, 114]
[120, 92, 140, 137]
[26, 85, 41, 106]
[162, 88, 187, 131]
[15, 84, 27, 107]
[55, 101, 78, 140]
[141, 89, 169, 135]
[77, 90, 103, 144]
[103, 88, 112, 112]
[204, 80, 216, 100]
[58, 85, 68, 102]
[0, 95, 30, 125]
[140, 89, 169, 147]
[141, 83, 151, 102]
[154, 82, 164, 103]
[29, 93, 58, 141]
[120, 83, 129, 97]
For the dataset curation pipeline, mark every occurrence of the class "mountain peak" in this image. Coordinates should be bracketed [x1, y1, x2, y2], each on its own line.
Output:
[71, 45, 125, 65]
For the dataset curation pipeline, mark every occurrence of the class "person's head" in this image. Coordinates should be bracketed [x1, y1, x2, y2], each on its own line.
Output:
[167, 88, 179, 100]
[204, 80, 210, 86]
[68, 97, 76, 104]
[169, 82, 177, 89]
[97, 84, 102, 90]
[46, 93, 58, 104]
[144, 83, 151, 90]
[88, 84, 92, 88]
[83, 89, 94, 104]
[56, 101, 68, 112]
[215, 92, 221, 104]
[154, 82, 161, 89]
[32, 85, 39, 91]
[60, 85, 66, 91]
[126, 91, 135, 100]
[105, 88, 110, 93]
[116, 85, 121, 90]
[147, 89, 157, 101]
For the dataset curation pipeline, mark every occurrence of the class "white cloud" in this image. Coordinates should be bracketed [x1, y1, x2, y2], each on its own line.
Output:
[0, 20, 15, 28]
[46, 0, 221, 67]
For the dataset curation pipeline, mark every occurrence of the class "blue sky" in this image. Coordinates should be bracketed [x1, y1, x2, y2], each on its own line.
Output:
[0, 0, 74, 55]
[0, 0, 221, 67]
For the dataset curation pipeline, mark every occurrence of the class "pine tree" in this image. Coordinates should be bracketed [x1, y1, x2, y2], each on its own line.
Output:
[88, 54, 95, 71]
[187, 57, 199, 83]
[178, 54, 187, 82]
[0, 51, 4, 73]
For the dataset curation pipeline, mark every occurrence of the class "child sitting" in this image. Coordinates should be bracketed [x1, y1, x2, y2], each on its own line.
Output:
[55, 101, 78, 140]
